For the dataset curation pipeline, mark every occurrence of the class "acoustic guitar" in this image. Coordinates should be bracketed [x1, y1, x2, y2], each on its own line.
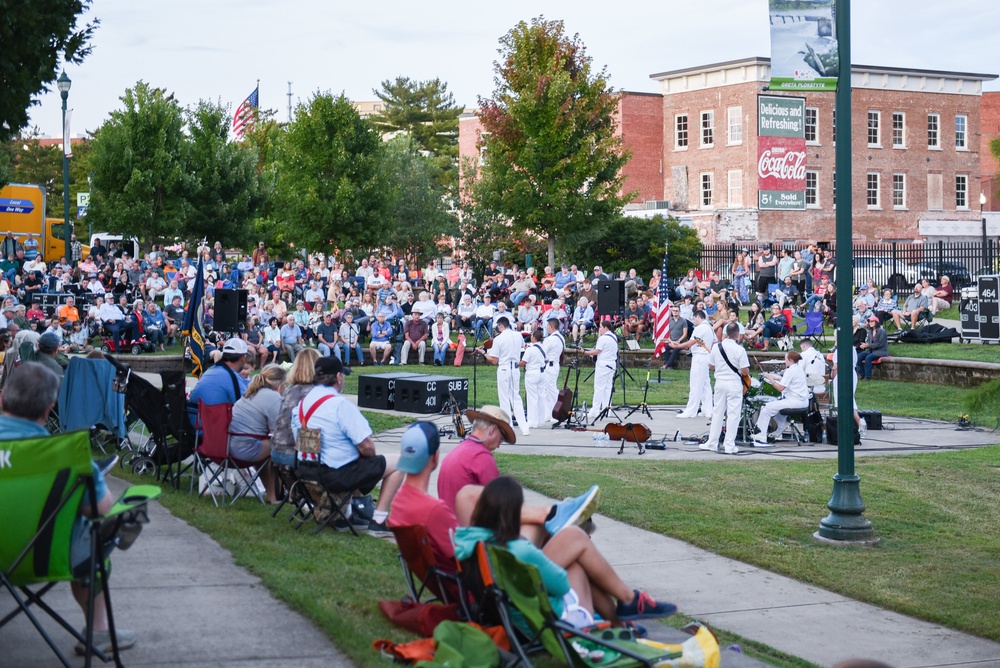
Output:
[551, 364, 574, 423]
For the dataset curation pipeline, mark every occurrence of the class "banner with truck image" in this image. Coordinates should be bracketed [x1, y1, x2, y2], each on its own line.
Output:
[768, 0, 839, 91]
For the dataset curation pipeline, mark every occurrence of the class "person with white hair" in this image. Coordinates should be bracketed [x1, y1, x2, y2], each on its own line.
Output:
[570, 296, 594, 347]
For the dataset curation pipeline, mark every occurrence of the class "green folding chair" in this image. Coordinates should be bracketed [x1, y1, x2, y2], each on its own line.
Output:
[0, 430, 161, 668]
[484, 543, 681, 668]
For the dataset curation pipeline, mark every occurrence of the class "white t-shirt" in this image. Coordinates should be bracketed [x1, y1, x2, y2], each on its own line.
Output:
[710, 339, 749, 384]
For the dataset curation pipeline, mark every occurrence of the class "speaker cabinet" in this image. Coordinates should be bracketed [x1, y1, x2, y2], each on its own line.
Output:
[214, 289, 248, 332]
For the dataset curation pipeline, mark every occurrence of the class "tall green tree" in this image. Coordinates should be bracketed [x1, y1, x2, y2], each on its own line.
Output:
[186, 100, 269, 248]
[87, 81, 193, 247]
[5, 130, 93, 220]
[273, 92, 389, 256]
[0, 1, 98, 152]
[472, 17, 632, 269]
[371, 77, 462, 191]
[381, 135, 458, 263]
[561, 214, 702, 279]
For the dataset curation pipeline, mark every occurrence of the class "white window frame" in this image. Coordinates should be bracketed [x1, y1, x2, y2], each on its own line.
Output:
[956, 174, 969, 209]
[928, 113, 941, 149]
[700, 172, 714, 208]
[867, 110, 881, 147]
[866, 172, 881, 210]
[674, 114, 688, 150]
[892, 111, 906, 149]
[955, 114, 968, 150]
[805, 170, 819, 208]
[727, 169, 743, 207]
[805, 107, 819, 145]
[727, 106, 743, 145]
[892, 173, 906, 209]
[700, 110, 714, 148]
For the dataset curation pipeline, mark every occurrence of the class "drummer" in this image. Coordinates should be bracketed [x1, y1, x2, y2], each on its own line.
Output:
[752, 350, 809, 447]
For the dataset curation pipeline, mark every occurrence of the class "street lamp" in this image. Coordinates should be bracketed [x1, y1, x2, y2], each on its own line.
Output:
[57, 71, 72, 262]
[981, 191, 988, 272]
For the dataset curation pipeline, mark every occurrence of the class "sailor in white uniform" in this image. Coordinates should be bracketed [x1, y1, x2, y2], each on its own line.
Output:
[482, 316, 530, 437]
[584, 320, 617, 423]
[541, 317, 566, 422]
[519, 328, 548, 428]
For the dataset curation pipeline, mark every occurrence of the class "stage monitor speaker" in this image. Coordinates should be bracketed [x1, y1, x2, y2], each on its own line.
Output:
[596, 280, 626, 315]
[215, 289, 248, 333]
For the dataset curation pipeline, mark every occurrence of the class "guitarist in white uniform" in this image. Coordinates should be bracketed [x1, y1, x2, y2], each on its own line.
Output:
[676, 310, 714, 418]
[481, 316, 530, 437]
[541, 317, 565, 422]
[519, 328, 547, 428]
[584, 320, 617, 423]
[706, 322, 749, 454]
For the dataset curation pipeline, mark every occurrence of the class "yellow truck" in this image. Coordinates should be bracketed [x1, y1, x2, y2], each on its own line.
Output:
[0, 183, 86, 262]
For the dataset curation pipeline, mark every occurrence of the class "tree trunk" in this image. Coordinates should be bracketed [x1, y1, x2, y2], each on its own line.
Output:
[547, 234, 555, 271]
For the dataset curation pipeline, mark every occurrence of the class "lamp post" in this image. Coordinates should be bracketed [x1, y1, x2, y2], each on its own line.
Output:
[57, 71, 72, 262]
[981, 191, 988, 272]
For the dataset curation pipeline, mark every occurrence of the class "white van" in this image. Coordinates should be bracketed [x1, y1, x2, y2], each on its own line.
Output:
[90, 233, 140, 260]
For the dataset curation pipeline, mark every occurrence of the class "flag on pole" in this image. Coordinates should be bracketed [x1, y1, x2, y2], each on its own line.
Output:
[232, 86, 259, 138]
[182, 257, 207, 377]
[653, 247, 672, 358]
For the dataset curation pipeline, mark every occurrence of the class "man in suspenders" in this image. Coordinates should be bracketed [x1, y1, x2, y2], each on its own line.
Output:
[584, 320, 617, 423]
[520, 328, 547, 428]
[481, 316, 530, 437]
[541, 317, 565, 423]
[706, 323, 749, 454]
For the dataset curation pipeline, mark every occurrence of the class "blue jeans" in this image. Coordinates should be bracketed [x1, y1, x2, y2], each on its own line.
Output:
[803, 294, 824, 311]
[510, 291, 529, 307]
[473, 318, 492, 340]
[318, 342, 333, 357]
[334, 341, 364, 365]
[761, 321, 784, 342]
[433, 342, 448, 365]
[857, 351, 882, 379]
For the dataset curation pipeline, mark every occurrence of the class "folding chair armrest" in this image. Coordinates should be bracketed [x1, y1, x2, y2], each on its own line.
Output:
[553, 619, 681, 664]
[105, 484, 162, 518]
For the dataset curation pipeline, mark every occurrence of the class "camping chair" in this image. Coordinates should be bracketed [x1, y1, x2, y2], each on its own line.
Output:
[391, 524, 466, 611]
[0, 430, 160, 668]
[190, 400, 267, 506]
[56, 357, 130, 454]
[482, 543, 684, 668]
[794, 311, 826, 346]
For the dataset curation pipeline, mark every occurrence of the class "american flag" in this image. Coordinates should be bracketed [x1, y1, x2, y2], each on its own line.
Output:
[232, 86, 259, 138]
[652, 247, 672, 358]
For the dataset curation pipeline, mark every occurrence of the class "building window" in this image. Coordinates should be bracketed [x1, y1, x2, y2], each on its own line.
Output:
[956, 174, 969, 209]
[892, 112, 905, 148]
[805, 170, 819, 207]
[805, 107, 818, 144]
[727, 169, 743, 207]
[675, 114, 688, 149]
[727, 107, 742, 145]
[928, 113, 940, 149]
[892, 173, 906, 209]
[867, 172, 880, 209]
[700, 110, 714, 147]
[867, 111, 881, 147]
[955, 115, 968, 149]
[700, 172, 713, 207]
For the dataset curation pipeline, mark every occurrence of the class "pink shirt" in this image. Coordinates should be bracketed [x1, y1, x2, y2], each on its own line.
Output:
[436, 437, 501, 513]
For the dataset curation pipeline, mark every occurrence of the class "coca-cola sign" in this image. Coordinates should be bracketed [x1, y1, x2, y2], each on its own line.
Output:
[758, 95, 806, 210]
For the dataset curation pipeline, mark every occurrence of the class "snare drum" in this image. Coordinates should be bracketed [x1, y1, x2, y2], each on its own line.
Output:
[758, 372, 781, 397]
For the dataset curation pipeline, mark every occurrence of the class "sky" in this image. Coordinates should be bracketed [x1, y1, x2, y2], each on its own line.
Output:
[26, 0, 1000, 138]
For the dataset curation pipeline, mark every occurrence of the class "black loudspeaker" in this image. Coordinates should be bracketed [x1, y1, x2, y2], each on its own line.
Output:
[596, 280, 626, 315]
[215, 289, 247, 332]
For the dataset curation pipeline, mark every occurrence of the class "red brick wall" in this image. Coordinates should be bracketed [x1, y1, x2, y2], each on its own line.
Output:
[617, 92, 664, 202]
[457, 114, 483, 199]
[981, 91, 1000, 210]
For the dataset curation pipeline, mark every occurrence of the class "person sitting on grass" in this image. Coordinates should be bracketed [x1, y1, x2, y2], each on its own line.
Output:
[454, 476, 677, 629]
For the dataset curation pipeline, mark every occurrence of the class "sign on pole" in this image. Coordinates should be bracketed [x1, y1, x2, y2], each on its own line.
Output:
[768, 0, 839, 91]
[76, 192, 90, 207]
[758, 95, 807, 210]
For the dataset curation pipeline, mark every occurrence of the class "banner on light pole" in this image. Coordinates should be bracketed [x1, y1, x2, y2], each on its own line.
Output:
[63, 109, 73, 157]
[758, 94, 806, 211]
[768, 0, 839, 92]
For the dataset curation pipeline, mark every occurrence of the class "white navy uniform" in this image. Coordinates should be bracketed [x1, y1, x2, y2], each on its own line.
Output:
[522, 342, 547, 428]
[831, 346, 858, 412]
[756, 362, 809, 438]
[541, 329, 565, 421]
[678, 321, 715, 418]
[707, 338, 749, 453]
[492, 326, 530, 436]
[587, 331, 618, 421]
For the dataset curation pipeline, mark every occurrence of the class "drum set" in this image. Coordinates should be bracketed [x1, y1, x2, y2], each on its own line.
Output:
[736, 359, 829, 446]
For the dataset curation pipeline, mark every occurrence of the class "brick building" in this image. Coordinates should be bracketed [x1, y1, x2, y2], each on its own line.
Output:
[980, 91, 1000, 211]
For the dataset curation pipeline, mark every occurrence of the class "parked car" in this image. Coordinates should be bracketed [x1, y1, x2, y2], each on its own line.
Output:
[913, 261, 972, 289]
[852, 257, 923, 292]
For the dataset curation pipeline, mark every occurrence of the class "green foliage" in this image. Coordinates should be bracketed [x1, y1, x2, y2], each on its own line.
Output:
[185, 100, 270, 248]
[273, 93, 389, 256]
[0, 0, 98, 145]
[561, 214, 702, 279]
[371, 77, 462, 192]
[380, 135, 458, 264]
[965, 377, 1000, 422]
[472, 16, 632, 269]
[4, 129, 93, 219]
[87, 82, 193, 246]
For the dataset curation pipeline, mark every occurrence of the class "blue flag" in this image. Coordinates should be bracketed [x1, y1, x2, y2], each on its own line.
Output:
[182, 257, 207, 378]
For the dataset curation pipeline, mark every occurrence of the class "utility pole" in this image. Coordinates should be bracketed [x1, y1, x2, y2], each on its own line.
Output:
[287, 82, 293, 123]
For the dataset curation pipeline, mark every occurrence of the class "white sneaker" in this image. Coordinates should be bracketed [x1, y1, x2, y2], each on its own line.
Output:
[768, 431, 783, 440]
[698, 442, 716, 451]
[724, 446, 740, 454]
[752, 438, 773, 447]
[676, 413, 695, 419]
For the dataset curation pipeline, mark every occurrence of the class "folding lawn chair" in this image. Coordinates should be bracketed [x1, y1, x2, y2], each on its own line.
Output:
[482, 542, 683, 668]
[0, 430, 161, 668]
[190, 400, 268, 506]
[57, 357, 129, 454]
[794, 310, 827, 347]
[391, 524, 465, 611]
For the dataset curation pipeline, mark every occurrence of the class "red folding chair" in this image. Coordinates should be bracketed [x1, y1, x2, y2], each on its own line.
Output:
[190, 400, 268, 506]
[390, 524, 465, 611]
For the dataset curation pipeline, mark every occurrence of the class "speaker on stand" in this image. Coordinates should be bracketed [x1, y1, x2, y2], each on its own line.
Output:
[214, 289, 248, 333]
[596, 280, 626, 316]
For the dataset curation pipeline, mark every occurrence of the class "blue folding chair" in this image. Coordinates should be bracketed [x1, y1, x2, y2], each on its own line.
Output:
[794, 310, 827, 346]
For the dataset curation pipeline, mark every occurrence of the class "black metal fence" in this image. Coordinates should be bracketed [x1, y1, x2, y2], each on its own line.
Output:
[700, 241, 999, 292]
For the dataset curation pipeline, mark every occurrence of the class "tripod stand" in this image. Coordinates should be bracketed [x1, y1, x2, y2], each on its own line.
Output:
[623, 371, 653, 421]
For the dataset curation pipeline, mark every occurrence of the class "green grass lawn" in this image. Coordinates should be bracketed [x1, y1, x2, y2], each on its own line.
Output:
[497, 445, 1000, 642]
[886, 341, 1000, 363]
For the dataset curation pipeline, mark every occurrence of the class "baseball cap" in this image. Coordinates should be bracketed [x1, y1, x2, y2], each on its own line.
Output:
[858, 285, 868, 291]
[868, 315, 880, 323]
[397, 422, 440, 474]
[221, 338, 249, 355]
[314, 355, 351, 377]
[38, 332, 61, 353]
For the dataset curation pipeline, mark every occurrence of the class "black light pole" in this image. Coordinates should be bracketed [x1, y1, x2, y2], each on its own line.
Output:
[57, 71, 72, 261]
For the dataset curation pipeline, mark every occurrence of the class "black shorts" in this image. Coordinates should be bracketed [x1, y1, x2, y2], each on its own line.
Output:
[756, 275, 774, 293]
[297, 456, 386, 495]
